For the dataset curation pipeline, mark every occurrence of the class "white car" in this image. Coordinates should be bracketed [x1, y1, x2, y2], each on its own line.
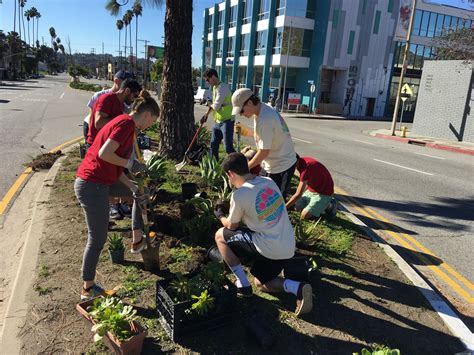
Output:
[194, 87, 212, 105]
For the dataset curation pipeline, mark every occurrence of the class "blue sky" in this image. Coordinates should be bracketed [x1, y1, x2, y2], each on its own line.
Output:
[0, 0, 218, 67]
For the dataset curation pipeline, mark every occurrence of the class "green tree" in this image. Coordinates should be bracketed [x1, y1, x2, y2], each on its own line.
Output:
[125, 10, 134, 66]
[33, 9, 40, 48]
[19, 0, 27, 44]
[431, 27, 474, 60]
[68, 64, 89, 82]
[150, 58, 163, 82]
[49, 27, 56, 48]
[132, 0, 142, 73]
[25, 8, 32, 46]
[122, 12, 129, 67]
[116, 19, 124, 67]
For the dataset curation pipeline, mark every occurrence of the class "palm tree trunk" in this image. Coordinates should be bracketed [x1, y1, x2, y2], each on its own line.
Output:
[22, 9, 26, 44]
[27, 20, 30, 46]
[118, 30, 121, 70]
[36, 18, 39, 47]
[129, 19, 133, 70]
[14, 1, 17, 33]
[159, 0, 194, 159]
[124, 26, 127, 69]
[135, 17, 138, 73]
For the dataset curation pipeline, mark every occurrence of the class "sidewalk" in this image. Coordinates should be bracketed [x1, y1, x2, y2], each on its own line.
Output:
[370, 128, 474, 156]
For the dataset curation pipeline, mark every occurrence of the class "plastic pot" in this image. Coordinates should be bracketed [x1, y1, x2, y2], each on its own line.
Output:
[181, 183, 197, 200]
[282, 256, 319, 283]
[108, 249, 124, 264]
[206, 246, 223, 263]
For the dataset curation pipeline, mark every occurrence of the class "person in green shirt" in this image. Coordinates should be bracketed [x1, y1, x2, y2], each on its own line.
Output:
[200, 68, 235, 159]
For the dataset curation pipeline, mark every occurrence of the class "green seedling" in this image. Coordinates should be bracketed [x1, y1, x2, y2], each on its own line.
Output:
[308, 257, 318, 271]
[199, 154, 224, 187]
[356, 346, 401, 355]
[169, 273, 193, 302]
[190, 290, 215, 315]
[38, 263, 50, 278]
[107, 232, 124, 251]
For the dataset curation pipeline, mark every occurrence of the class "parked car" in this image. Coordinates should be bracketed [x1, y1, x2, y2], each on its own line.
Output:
[194, 87, 212, 105]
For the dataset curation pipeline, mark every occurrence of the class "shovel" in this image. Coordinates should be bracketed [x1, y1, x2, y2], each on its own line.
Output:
[175, 118, 205, 172]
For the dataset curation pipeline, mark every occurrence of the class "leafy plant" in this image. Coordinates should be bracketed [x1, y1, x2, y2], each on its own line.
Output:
[356, 346, 401, 355]
[189, 197, 214, 216]
[196, 123, 211, 145]
[87, 297, 137, 343]
[169, 273, 193, 302]
[216, 176, 232, 201]
[308, 257, 318, 271]
[190, 290, 215, 315]
[145, 154, 167, 181]
[170, 245, 195, 263]
[294, 217, 320, 246]
[199, 153, 224, 187]
[200, 261, 225, 292]
[108, 233, 124, 251]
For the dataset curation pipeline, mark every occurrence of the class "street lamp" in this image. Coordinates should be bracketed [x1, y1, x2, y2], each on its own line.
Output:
[138, 39, 149, 86]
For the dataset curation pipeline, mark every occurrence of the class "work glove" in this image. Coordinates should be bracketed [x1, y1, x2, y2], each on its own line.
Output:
[200, 115, 208, 125]
[129, 160, 147, 175]
[214, 206, 225, 220]
[214, 199, 230, 220]
[132, 191, 149, 209]
[234, 122, 242, 134]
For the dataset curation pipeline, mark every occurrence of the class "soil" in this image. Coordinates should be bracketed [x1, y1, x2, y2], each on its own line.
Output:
[18, 147, 465, 354]
[28, 151, 63, 170]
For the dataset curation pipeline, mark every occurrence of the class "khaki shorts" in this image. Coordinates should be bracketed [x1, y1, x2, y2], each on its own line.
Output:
[295, 190, 332, 217]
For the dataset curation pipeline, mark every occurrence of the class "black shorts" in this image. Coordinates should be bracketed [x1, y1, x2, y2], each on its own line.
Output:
[223, 228, 287, 284]
[264, 161, 297, 199]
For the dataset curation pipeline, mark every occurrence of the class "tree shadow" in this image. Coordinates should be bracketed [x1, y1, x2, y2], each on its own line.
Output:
[0, 99, 10, 103]
[353, 213, 418, 235]
[335, 193, 474, 232]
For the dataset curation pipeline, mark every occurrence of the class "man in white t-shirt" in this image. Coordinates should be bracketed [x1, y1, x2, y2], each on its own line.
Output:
[214, 153, 313, 316]
[82, 70, 133, 141]
[231, 88, 297, 199]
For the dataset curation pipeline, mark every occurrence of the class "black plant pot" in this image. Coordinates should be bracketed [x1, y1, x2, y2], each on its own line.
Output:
[108, 249, 124, 264]
[206, 246, 224, 263]
[181, 183, 197, 199]
[282, 256, 319, 284]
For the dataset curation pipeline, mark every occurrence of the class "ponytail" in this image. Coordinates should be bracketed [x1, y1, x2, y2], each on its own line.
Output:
[132, 90, 160, 117]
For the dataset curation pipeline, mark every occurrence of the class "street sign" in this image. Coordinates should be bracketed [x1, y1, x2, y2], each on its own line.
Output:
[401, 83, 413, 96]
[288, 93, 301, 105]
[310, 84, 316, 93]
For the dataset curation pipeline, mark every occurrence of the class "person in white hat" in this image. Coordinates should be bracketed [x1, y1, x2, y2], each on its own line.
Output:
[231, 88, 297, 198]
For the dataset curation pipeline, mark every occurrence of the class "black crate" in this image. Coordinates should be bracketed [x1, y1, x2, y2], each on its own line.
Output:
[156, 277, 237, 342]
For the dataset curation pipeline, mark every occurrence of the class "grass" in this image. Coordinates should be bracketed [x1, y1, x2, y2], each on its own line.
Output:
[69, 81, 102, 92]
[38, 263, 50, 278]
[116, 266, 152, 298]
[333, 269, 353, 279]
[34, 285, 52, 295]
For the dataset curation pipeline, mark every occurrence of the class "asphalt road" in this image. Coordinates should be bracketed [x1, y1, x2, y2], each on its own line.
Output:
[195, 104, 474, 317]
[0, 74, 89, 201]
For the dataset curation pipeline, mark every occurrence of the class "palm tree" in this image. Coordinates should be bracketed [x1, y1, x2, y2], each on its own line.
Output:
[19, 0, 27, 44]
[25, 9, 31, 46]
[122, 13, 129, 67]
[13, 0, 17, 34]
[116, 19, 124, 68]
[35, 11, 41, 48]
[125, 10, 134, 68]
[49, 27, 56, 48]
[132, 0, 142, 72]
[58, 44, 65, 55]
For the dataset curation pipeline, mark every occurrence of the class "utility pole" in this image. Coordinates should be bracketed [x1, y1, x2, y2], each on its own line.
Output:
[390, 0, 417, 136]
[282, 21, 293, 112]
[138, 39, 149, 86]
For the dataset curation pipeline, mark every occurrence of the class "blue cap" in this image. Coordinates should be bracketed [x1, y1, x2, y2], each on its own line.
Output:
[114, 70, 133, 80]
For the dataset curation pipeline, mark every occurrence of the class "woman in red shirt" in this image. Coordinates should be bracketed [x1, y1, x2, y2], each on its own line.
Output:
[75, 90, 159, 300]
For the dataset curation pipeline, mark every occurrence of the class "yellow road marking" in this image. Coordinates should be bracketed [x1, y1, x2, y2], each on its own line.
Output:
[336, 187, 474, 303]
[0, 136, 83, 216]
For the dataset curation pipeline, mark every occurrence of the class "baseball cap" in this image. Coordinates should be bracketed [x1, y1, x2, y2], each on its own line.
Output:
[231, 88, 253, 116]
[114, 70, 133, 80]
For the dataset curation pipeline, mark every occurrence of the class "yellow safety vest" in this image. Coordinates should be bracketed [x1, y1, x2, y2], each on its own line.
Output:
[212, 82, 233, 122]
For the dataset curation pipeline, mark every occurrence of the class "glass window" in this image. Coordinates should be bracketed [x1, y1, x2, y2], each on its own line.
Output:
[347, 31, 355, 54]
[420, 10, 430, 37]
[237, 67, 247, 88]
[464, 19, 472, 29]
[306, 0, 316, 19]
[388, 0, 394, 13]
[362, 0, 367, 14]
[226, 67, 233, 85]
[208, 14, 214, 32]
[415, 44, 424, 69]
[302, 29, 313, 57]
[240, 33, 250, 56]
[332, 10, 339, 29]
[229, 6, 237, 28]
[427, 12, 436, 37]
[276, 0, 285, 16]
[373, 10, 381, 34]
[285, 0, 310, 18]
[408, 43, 417, 69]
[227, 36, 235, 57]
[258, 0, 270, 20]
[435, 14, 444, 36]
[443, 15, 452, 32]
[242, 0, 253, 24]
[218, 10, 224, 31]
[216, 39, 223, 57]
[255, 30, 268, 55]
[273, 27, 284, 54]
[413, 10, 423, 36]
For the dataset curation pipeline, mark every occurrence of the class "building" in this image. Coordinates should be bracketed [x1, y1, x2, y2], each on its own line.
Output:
[200, 0, 473, 118]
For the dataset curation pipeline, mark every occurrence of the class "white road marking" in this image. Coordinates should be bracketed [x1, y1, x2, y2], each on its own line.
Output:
[293, 137, 312, 144]
[373, 158, 434, 176]
[21, 98, 47, 102]
[415, 152, 446, 160]
[354, 139, 375, 146]
[59, 92, 65, 99]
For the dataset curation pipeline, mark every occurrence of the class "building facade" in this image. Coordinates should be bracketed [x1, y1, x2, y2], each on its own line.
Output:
[201, 0, 473, 118]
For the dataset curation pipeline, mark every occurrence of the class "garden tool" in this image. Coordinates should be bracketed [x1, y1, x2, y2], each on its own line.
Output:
[175, 118, 205, 172]
[235, 122, 242, 151]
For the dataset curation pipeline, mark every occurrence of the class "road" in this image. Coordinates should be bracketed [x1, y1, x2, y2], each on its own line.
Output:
[195, 105, 474, 326]
[0, 74, 89, 203]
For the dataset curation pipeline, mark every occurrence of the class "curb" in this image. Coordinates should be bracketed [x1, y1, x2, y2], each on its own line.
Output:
[338, 203, 474, 352]
[374, 133, 474, 156]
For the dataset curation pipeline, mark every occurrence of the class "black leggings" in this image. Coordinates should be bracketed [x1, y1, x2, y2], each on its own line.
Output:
[264, 161, 297, 199]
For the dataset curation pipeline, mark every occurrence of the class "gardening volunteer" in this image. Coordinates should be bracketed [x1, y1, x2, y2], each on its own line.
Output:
[214, 152, 313, 316]
[75, 90, 160, 300]
[231, 88, 297, 199]
[200, 68, 236, 160]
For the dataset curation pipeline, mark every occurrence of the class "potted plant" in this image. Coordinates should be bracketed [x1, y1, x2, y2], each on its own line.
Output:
[155, 262, 237, 342]
[77, 297, 147, 354]
[108, 233, 125, 264]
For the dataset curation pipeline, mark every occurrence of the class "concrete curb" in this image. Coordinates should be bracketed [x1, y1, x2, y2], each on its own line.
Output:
[338, 203, 474, 352]
[0, 145, 77, 354]
[373, 133, 474, 156]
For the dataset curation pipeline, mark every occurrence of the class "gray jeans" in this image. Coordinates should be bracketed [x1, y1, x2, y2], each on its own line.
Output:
[74, 177, 144, 281]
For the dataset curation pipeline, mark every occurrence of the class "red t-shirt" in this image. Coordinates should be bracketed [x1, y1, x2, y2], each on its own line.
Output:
[77, 114, 135, 185]
[86, 92, 124, 145]
[299, 157, 334, 196]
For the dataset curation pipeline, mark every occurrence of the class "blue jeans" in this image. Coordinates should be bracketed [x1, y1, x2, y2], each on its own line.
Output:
[210, 119, 235, 160]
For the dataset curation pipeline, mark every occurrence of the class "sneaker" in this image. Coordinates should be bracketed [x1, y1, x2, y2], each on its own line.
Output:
[324, 199, 337, 221]
[295, 283, 313, 316]
[80, 284, 107, 301]
[118, 203, 132, 217]
[130, 237, 146, 254]
[109, 204, 123, 220]
[236, 284, 253, 298]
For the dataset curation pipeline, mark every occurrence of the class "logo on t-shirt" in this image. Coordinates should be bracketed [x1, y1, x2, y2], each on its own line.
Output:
[277, 112, 290, 134]
[255, 187, 284, 226]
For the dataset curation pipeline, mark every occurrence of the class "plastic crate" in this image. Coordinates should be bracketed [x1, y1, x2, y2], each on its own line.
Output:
[156, 277, 237, 342]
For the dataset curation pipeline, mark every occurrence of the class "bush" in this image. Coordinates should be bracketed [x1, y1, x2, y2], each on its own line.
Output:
[69, 81, 102, 92]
